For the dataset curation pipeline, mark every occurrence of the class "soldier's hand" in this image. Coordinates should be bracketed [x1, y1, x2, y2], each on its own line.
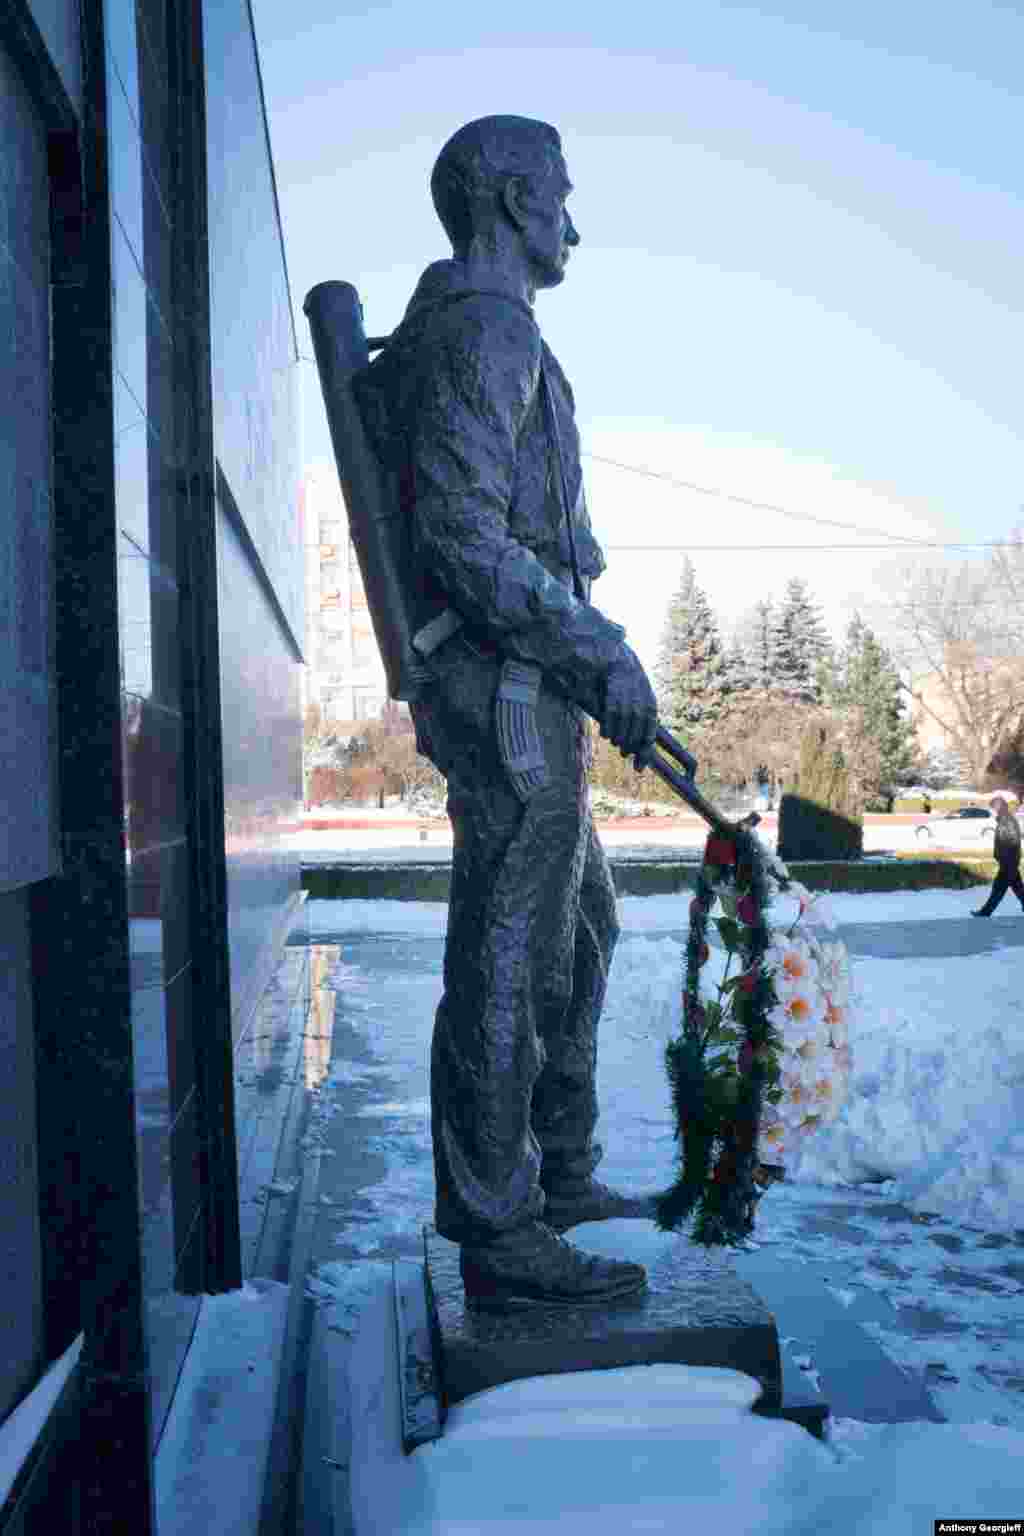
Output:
[601, 647, 658, 762]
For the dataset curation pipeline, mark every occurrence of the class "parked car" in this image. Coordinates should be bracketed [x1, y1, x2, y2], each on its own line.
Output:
[915, 806, 996, 846]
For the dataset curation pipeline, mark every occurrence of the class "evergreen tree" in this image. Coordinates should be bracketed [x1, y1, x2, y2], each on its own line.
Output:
[655, 559, 726, 735]
[827, 614, 919, 809]
[719, 637, 754, 702]
[773, 578, 830, 702]
[734, 599, 778, 692]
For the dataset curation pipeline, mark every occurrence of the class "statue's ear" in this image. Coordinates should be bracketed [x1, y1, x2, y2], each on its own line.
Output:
[500, 176, 530, 230]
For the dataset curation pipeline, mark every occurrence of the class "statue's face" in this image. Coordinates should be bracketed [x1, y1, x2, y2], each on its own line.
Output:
[518, 153, 579, 291]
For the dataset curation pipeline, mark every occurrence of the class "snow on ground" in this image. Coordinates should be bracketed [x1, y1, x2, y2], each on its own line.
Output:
[308, 886, 1024, 1433]
[308, 886, 1024, 1233]
[313, 1257, 1024, 1536]
[293, 886, 1024, 1529]
[392, 1368, 1024, 1536]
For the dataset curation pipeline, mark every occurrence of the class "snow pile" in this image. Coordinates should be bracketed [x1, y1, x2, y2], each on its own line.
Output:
[792, 956, 1024, 1231]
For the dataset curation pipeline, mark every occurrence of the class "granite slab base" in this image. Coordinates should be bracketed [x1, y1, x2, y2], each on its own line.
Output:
[424, 1220, 783, 1415]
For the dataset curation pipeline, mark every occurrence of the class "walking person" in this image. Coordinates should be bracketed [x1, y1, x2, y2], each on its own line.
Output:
[972, 797, 1024, 916]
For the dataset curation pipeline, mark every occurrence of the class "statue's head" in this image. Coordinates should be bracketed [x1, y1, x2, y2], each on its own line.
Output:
[431, 116, 579, 291]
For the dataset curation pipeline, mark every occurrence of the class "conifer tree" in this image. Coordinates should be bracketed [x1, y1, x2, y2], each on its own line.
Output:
[719, 637, 754, 702]
[827, 614, 919, 808]
[773, 578, 830, 702]
[733, 599, 778, 692]
[655, 559, 726, 735]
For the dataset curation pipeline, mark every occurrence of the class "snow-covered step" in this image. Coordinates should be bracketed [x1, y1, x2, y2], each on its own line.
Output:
[153, 1280, 290, 1536]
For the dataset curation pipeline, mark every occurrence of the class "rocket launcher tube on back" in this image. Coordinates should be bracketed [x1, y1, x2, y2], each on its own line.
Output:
[302, 280, 461, 701]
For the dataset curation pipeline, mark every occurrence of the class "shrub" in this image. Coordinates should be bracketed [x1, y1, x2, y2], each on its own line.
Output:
[777, 719, 863, 861]
[306, 764, 353, 806]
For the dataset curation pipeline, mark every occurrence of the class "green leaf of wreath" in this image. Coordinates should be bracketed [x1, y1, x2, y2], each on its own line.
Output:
[715, 917, 741, 950]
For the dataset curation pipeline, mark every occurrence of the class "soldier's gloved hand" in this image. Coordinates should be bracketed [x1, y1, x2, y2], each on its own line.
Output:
[601, 646, 658, 762]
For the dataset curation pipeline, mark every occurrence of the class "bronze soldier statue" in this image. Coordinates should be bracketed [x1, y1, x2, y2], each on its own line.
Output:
[345, 118, 660, 1306]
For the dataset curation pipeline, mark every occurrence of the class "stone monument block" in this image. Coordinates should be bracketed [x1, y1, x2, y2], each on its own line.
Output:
[424, 1221, 783, 1414]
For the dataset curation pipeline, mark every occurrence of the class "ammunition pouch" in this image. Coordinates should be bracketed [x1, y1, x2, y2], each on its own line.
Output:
[495, 660, 549, 802]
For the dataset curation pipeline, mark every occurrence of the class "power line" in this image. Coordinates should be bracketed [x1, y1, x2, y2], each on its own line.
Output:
[583, 452, 935, 546]
[298, 366, 1022, 555]
[603, 540, 1013, 552]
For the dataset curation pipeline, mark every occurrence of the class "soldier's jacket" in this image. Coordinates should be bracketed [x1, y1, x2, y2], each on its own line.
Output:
[354, 260, 627, 712]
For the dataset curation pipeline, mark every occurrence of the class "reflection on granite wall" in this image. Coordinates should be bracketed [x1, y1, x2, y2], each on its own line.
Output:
[0, 33, 59, 892]
[0, 888, 43, 1424]
[107, 0, 203, 1449]
[203, 0, 303, 647]
[204, 0, 302, 1042]
[216, 500, 302, 1041]
[0, 20, 54, 1428]
[26, 0, 83, 116]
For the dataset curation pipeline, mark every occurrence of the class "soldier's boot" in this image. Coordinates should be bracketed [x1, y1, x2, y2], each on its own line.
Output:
[541, 1178, 659, 1234]
[460, 1219, 646, 1310]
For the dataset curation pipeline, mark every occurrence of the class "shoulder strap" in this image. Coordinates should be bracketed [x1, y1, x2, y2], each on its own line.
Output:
[539, 362, 585, 602]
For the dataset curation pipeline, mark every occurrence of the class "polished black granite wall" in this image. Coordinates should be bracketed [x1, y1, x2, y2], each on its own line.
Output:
[0, 24, 59, 894]
[0, 9, 55, 1435]
[26, 0, 82, 115]
[106, 0, 203, 1448]
[0, 0, 300, 1518]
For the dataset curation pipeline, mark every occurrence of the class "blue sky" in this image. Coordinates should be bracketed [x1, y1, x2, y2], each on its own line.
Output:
[252, 0, 1023, 669]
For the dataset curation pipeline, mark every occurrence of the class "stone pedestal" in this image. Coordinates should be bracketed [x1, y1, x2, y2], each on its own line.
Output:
[424, 1220, 783, 1414]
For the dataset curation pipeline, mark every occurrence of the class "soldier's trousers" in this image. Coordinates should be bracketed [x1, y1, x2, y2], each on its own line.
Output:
[411, 635, 620, 1246]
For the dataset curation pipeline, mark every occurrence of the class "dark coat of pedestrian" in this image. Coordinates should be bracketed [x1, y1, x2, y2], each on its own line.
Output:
[972, 797, 1024, 916]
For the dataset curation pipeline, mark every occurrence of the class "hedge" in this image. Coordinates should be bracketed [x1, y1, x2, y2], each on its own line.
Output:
[301, 856, 992, 902]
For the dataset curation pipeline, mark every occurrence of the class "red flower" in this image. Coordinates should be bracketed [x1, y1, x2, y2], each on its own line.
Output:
[706, 837, 737, 867]
[699, 942, 710, 966]
[737, 893, 758, 926]
[739, 970, 757, 995]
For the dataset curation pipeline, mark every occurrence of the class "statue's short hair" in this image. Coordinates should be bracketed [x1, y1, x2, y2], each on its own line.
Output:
[431, 117, 563, 253]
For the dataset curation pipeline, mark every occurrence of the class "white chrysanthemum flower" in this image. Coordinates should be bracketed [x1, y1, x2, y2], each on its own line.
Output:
[767, 987, 825, 1043]
[765, 935, 816, 991]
